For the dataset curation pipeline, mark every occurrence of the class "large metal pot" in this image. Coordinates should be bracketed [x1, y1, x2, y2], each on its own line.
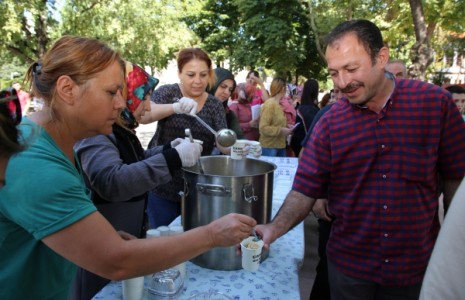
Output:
[181, 156, 276, 270]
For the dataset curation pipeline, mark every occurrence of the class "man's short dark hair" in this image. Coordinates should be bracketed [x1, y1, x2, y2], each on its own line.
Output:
[445, 85, 465, 94]
[325, 19, 384, 65]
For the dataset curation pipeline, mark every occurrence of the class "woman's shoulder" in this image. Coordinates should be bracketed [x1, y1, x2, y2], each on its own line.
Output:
[152, 83, 181, 103]
[262, 98, 279, 108]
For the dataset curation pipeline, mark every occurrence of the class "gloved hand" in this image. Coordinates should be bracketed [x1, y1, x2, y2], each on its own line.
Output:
[170, 137, 184, 148]
[173, 97, 198, 115]
[174, 139, 203, 167]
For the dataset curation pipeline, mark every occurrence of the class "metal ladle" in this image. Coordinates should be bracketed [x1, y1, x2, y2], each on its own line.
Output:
[184, 128, 204, 174]
[191, 114, 237, 147]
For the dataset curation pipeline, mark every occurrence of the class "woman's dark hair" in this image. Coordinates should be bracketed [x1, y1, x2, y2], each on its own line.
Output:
[325, 19, 384, 65]
[300, 79, 319, 106]
[246, 70, 259, 78]
[0, 89, 24, 157]
[319, 93, 331, 108]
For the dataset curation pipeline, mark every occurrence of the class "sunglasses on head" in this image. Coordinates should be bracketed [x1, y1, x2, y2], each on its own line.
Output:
[0, 88, 22, 125]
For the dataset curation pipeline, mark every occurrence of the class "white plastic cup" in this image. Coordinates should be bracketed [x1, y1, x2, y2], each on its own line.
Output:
[146, 229, 161, 238]
[168, 225, 187, 279]
[157, 226, 171, 236]
[231, 139, 248, 160]
[246, 141, 261, 157]
[169, 225, 184, 235]
[122, 276, 144, 300]
[240, 236, 264, 272]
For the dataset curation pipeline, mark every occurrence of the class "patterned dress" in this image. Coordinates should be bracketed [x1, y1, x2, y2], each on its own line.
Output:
[147, 83, 227, 201]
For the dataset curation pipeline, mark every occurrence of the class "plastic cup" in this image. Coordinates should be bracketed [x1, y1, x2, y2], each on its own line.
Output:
[146, 229, 161, 238]
[157, 226, 170, 236]
[122, 276, 144, 300]
[246, 141, 261, 157]
[231, 139, 248, 160]
[240, 236, 264, 272]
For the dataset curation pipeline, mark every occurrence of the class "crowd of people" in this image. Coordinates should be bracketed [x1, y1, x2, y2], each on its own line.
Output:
[0, 18, 464, 300]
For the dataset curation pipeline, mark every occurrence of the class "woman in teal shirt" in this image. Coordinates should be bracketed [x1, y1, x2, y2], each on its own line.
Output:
[0, 36, 256, 300]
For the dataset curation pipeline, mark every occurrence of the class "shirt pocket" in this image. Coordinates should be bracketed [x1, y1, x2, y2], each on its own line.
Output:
[400, 145, 436, 183]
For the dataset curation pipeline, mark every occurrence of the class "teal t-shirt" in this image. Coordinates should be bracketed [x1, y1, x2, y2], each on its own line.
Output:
[0, 118, 96, 300]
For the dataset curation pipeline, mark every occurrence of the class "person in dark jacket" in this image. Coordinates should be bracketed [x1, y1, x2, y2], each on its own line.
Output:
[208, 67, 244, 139]
[70, 62, 203, 300]
[290, 79, 320, 156]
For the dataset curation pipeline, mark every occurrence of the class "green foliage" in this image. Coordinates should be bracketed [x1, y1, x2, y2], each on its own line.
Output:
[185, 0, 327, 83]
[0, 0, 463, 84]
[0, 0, 61, 61]
[60, 0, 196, 71]
[183, 0, 239, 67]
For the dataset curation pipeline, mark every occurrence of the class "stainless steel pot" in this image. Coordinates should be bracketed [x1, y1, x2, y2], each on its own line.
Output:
[181, 156, 276, 270]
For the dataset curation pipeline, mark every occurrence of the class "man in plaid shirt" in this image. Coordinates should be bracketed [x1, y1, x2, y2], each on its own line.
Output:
[257, 19, 465, 300]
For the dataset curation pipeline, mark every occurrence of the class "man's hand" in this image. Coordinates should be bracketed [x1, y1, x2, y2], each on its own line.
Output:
[312, 199, 332, 221]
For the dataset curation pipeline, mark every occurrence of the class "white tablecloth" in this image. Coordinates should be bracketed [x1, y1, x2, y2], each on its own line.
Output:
[93, 156, 303, 300]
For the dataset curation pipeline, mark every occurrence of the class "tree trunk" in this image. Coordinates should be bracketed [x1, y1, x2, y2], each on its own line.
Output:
[408, 0, 434, 80]
[306, 1, 325, 63]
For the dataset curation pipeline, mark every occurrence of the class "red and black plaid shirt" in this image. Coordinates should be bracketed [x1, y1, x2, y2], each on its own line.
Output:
[294, 78, 465, 285]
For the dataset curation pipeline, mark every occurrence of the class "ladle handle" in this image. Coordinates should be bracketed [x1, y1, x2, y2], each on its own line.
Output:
[193, 115, 217, 136]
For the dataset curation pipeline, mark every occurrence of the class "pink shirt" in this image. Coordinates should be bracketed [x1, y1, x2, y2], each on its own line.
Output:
[251, 89, 264, 106]
[280, 96, 296, 125]
[229, 102, 259, 141]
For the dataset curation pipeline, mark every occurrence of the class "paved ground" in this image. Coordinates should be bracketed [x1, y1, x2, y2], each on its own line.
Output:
[136, 122, 319, 299]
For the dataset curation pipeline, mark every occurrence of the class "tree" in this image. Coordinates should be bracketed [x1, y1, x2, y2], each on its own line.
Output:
[186, 0, 326, 83]
[0, 0, 60, 64]
[408, 0, 433, 80]
[60, 0, 196, 71]
[182, 0, 240, 68]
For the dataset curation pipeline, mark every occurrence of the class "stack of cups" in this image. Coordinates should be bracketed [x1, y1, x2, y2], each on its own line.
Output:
[246, 141, 261, 158]
[168, 225, 187, 280]
[231, 139, 248, 160]
[122, 276, 145, 300]
[146, 225, 187, 283]
[145, 228, 161, 282]
[231, 139, 261, 159]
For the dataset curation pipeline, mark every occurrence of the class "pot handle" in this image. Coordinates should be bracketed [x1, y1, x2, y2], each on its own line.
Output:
[196, 183, 231, 196]
[243, 183, 258, 203]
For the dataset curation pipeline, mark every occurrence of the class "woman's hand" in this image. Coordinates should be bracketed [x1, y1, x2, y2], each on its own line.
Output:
[173, 97, 198, 115]
[280, 127, 292, 137]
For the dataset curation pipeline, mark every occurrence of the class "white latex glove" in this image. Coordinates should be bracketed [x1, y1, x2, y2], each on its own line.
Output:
[174, 139, 203, 167]
[170, 138, 184, 148]
[172, 97, 198, 115]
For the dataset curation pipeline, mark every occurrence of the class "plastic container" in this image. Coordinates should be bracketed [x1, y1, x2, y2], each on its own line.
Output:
[147, 268, 183, 299]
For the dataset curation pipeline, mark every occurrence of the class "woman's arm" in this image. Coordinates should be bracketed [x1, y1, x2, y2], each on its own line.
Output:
[139, 102, 177, 124]
[75, 134, 173, 202]
[42, 211, 256, 280]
